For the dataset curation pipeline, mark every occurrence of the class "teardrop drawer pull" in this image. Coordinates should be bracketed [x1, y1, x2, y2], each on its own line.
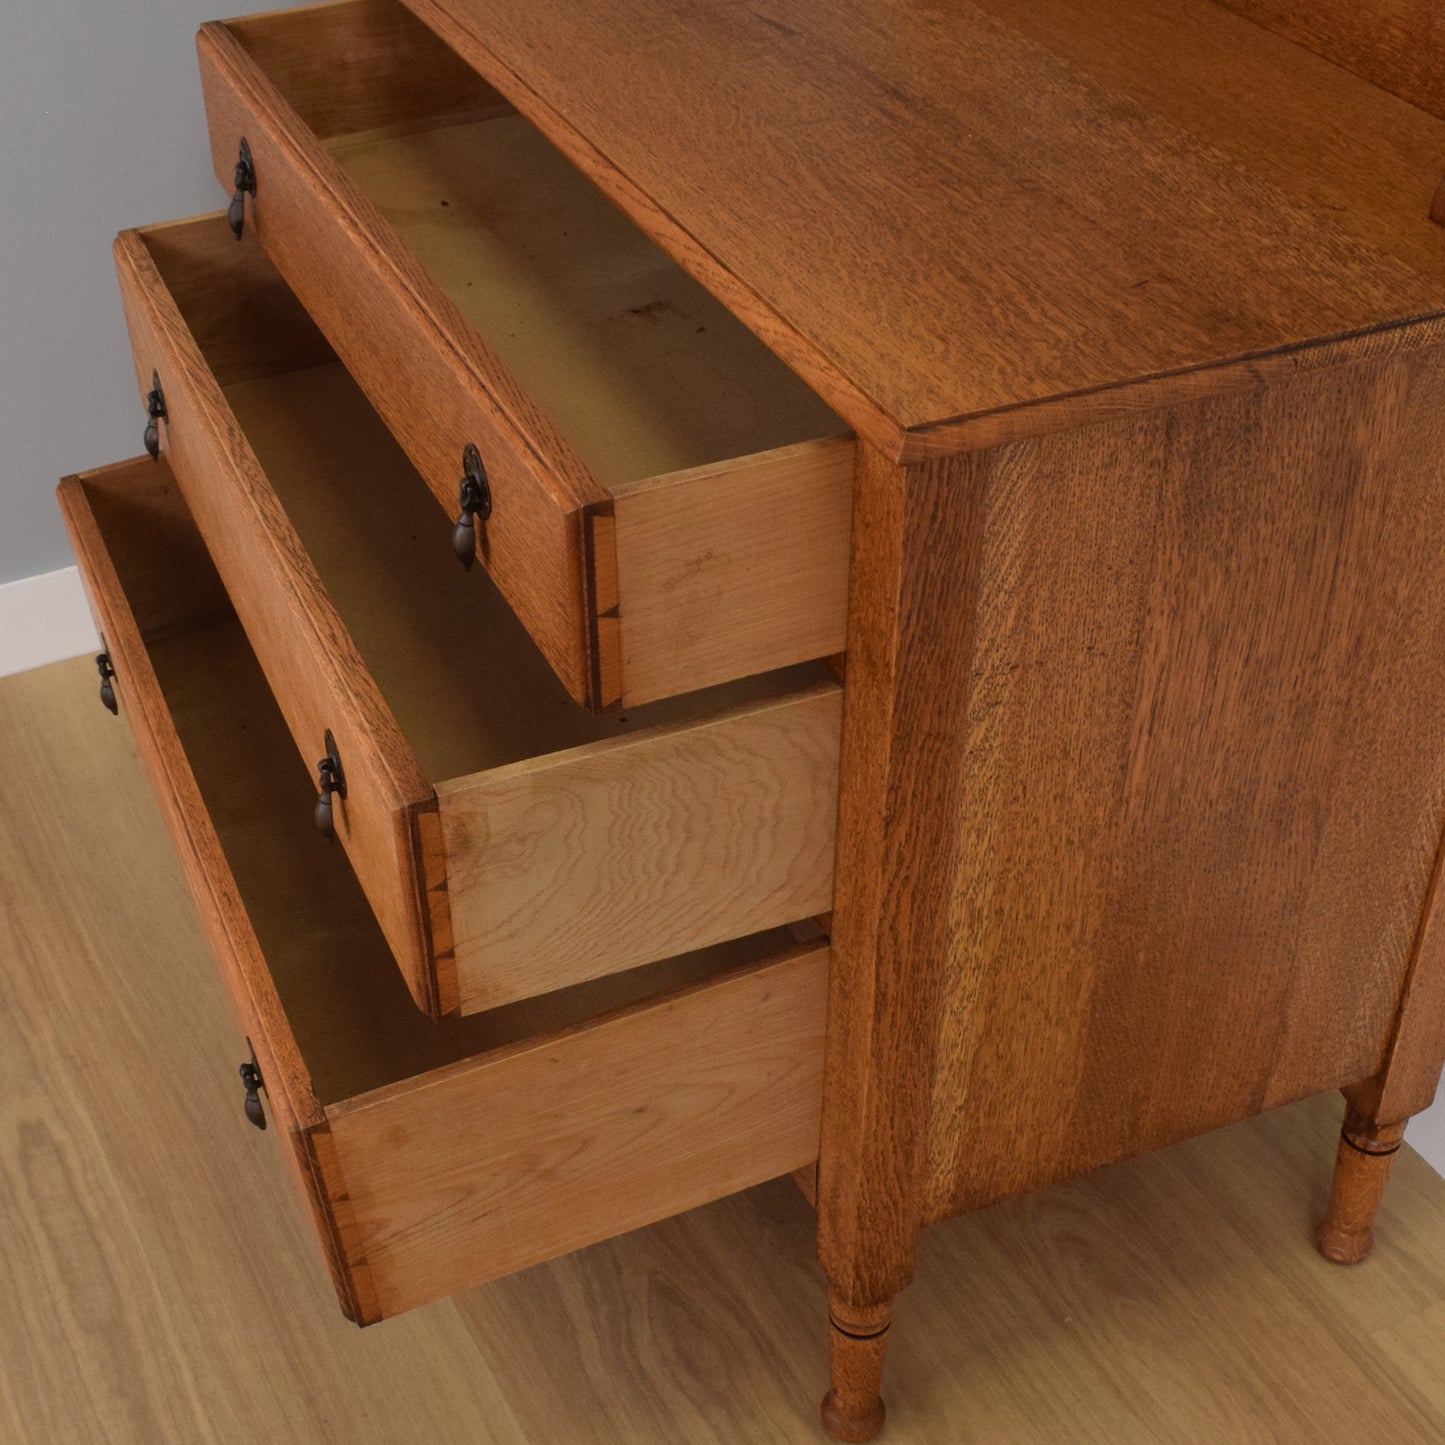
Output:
[238, 1051, 266, 1131]
[95, 653, 118, 715]
[228, 137, 256, 240]
[143, 372, 166, 461]
[314, 729, 346, 839]
[452, 443, 492, 569]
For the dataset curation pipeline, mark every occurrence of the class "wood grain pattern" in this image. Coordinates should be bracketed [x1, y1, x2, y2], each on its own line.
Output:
[6, 664, 1445, 1438]
[327, 113, 843, 495]
[0, 658, 535, 1445]
[12, 658, 1445, 1440]
[966, 0, 1445, 285]
[56, 460, 831, 1325]
[817, 440, 991, 1314]
[63, 457, 816, 1099]
[326, 110, 848, 705]
[198, 17, 605, 703]
[219, 358, 842, 1011]
[226, 0, 504, 140]
[1213, 0, 1445, 120]
[201, 7, 850, 704]
[112, 220, 444, 1018]
[1317, 1108, 1407, 1265]
[1347, 821, 1445, 1131]
[130, 213, 335, 386]
[406, 0, 1445, 457]
[821, 1296, 890, 1441]
[438, 685, 841, 1013]
[117, 215, 841, 1016]
[327, 944, 828, 1318]
[55, 458, 372, 1320]
[925, 336, 1445, 1222]
[609, 437, 854, 704]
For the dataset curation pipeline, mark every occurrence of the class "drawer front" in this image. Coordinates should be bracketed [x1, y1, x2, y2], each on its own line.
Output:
[112, 218, 447, 1018]
[114, 212, 842, 1021]
[58, 456, 827, 1322]
[197, 1, 856, 710]
[197, 10, 608, 706]
[57, 457, 374, 1323]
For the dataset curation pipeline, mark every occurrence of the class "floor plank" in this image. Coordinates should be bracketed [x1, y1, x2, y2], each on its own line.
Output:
[4, 655, 1445, 1443]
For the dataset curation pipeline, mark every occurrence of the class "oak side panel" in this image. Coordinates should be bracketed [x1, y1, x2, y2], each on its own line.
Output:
[326, 945, 829, 1318]
[1212, 0, 1445, 120]
[56, 461, 375, 1321]
[197, 21, 609, 705]
[924, 337, 1445, 1221]
[610, 438, 855, 705]
[1354, 824, 1445, 1127]
[112, 227, 442, 1017]
[437, 686, 841, 1013]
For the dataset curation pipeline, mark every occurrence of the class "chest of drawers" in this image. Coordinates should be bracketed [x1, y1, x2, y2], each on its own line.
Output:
[55, 0, 1445, 1437]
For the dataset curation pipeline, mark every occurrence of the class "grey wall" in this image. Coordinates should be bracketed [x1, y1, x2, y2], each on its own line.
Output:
[0, 1, 294, 586]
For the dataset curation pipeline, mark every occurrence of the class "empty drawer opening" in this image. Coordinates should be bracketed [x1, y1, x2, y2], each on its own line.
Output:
[81, 462, 821, 1104]
[135, 217, 837, 788]
[223, 0, 844, 491]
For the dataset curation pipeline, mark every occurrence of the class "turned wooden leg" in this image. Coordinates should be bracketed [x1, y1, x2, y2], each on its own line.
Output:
[1316, 1106, 1406, 1265]
[821, 1294, 891, 1442]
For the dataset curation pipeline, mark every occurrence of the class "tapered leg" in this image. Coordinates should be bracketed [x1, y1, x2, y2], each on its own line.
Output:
[1316, 1104, 1406, 1265]
[821, 1294, 891, 1442]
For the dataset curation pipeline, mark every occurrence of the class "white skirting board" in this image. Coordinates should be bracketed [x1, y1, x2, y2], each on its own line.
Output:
[0, 565, 99, 680]
[0, 564, 1443, 1177]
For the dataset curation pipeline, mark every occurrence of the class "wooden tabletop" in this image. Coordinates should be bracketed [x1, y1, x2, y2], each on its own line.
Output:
[407, 0, 1445, 457]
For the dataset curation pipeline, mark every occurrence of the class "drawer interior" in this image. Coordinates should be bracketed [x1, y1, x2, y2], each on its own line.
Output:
[222, 0, 844, 492]
[137, 217, 835, 788]
[85, 463, 817, 1104]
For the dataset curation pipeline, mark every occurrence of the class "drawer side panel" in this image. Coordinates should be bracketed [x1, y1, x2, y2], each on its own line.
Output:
[438, 685, 842, 1012]
[326, 943, 828, 1317]
[609, 437, 855, 706]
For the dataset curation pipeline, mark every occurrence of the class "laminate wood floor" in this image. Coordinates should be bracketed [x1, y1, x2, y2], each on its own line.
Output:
[4, 655, 1445, 1444]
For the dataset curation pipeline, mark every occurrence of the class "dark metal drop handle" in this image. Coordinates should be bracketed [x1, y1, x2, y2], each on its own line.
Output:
[228, 138, 256, 240]
[452, 443, 492, 569]
[143, 372, 166, 462]
[315, 758, 342, 838]
[314, 731, 347, 839]
[239, 1058, 267, 1131]
[95, 653, 117, 715]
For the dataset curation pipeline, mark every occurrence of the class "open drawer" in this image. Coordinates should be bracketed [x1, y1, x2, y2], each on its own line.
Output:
[195, 0, 855, 708]
[114, 213, 842, 1019]
[57, 455, 829, 1323]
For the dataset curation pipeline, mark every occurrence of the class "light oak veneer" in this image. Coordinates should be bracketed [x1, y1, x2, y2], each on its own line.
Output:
[57, 455, 830, 1323]
[196, 0, 854, 707]
[113, 213, 842, 1019]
